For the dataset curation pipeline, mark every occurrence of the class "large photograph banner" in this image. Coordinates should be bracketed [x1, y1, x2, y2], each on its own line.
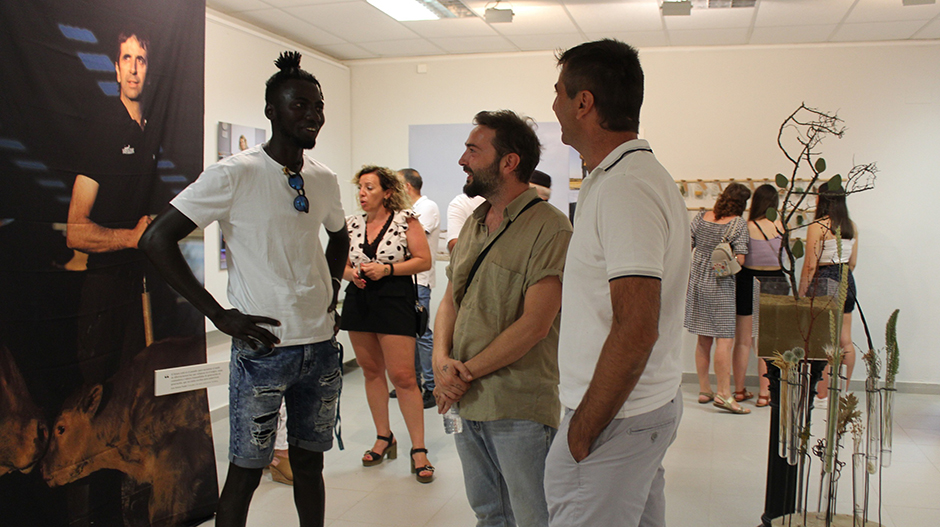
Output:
[0, 1, 215, 525]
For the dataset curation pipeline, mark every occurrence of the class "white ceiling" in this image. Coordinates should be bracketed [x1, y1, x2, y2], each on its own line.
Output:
[207, 0, 940, 61]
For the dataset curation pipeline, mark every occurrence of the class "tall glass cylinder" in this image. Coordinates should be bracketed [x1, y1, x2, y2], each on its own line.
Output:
[852, 452, 866, 527]
[882, 387, 896, 468]
[865, 379, 880, 474]
[787, 375, 803, 465]
[824, 361, 842, 474]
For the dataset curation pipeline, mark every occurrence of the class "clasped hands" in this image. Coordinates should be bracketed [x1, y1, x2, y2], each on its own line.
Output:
[432, 357, 473, 413]
[351, 261, 389, 288]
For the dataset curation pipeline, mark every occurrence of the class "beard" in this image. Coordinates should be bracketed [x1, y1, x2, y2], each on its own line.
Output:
[463, 158, 501, 198]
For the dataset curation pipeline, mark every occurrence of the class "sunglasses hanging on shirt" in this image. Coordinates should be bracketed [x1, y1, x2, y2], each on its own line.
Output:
[283, 166, 309, 213]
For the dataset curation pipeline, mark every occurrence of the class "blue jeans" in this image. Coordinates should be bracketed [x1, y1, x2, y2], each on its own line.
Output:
[229, 338, 342, 468]
[415, 284, 435, 391]
[455, 418, 556, 527]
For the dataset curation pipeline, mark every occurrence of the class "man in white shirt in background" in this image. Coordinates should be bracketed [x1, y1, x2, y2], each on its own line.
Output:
[446, 192, 485, 253]
[399, 168, 439, 408]
[544, 39, 691, 527]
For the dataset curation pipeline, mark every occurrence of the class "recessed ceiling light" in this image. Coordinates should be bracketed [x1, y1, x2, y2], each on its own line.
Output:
[902, 0, 935, 6]
[368, 0, 439, 21]
[662, 1, 692, 16]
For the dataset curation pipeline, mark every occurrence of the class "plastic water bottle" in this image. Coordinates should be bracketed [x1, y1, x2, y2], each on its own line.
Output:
[443, 406, 463, 434]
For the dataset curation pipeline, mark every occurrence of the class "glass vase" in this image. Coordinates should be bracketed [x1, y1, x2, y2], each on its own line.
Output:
[852, 452, 866, 527]
[882, 386, 895, 468]
[779, 369, 789, 459]
[787, 375, 803, 466]
[865, 379, 880, 474]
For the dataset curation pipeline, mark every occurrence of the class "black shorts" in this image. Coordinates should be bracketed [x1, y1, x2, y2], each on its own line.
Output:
[735, 267, 787, 316]
[811, 264, 857, 313]
[340, 275, 416, 336]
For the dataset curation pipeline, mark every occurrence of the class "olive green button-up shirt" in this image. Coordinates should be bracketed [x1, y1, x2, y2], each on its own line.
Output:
[446, 188, 572, 428]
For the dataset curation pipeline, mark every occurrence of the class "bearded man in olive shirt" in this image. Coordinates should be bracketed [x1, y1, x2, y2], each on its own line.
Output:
[433, 110, 572, 527]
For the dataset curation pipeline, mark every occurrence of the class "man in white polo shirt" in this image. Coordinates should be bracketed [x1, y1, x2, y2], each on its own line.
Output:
[544, 39, 691, 527]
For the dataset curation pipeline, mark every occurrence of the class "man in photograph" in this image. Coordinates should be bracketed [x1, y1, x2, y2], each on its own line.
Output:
[543, 39, 691, 527]
[434, 110, 572, 526]
[139, 51, 348, 527]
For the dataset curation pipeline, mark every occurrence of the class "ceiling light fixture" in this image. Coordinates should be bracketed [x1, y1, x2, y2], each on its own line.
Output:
[661, 1, 692, 16]
[902, 0, 935, 5]
[484, 0, 513, 23]
[367, 0, 469, 21]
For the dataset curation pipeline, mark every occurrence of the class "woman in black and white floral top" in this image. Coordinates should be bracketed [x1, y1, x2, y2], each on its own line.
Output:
[340, 165, 435, 483]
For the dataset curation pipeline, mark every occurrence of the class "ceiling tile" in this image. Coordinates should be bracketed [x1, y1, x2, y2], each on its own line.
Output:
[285, 2, 420, 43]
[433, 36, 520, 53]
[846, 1, 940, 23]
[914, 17, 940, 39]
[830, 20, 928, 42]
[663, 5, 756, 30]
[585, 30, 670, 48]
[358, 38, 446, 56]
[207, 0, 272, 14]
[482, 6, 581, 36]
[754, 0, 856, 27]
[235, 8, 347, 46]
[401, 18, 498, 38]
[264, 0, 357, 6]
[507, 33, 586, 51]
[748, 24, 836, 45]
[667, 27, 750, 46]
[566, 2, 663, 33]
[318, 42, 378, 60]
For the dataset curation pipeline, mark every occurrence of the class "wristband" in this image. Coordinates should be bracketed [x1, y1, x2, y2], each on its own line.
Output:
[387, 263, 395, 276]
[332, 276, 341, 287]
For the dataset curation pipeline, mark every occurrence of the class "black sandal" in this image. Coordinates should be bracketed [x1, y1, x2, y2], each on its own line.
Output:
[362, 433, 396, 467]
[410, 447, 435, 484]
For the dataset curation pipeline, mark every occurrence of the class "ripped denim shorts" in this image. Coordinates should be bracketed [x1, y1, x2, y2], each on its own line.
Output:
[229, 338, 343, 468]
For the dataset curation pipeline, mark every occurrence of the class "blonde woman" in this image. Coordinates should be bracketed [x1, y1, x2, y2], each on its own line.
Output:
[340, 166, 435, 482]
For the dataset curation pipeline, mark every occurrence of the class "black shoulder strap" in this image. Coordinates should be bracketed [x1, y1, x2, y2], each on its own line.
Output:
[463, 198, 542, 294]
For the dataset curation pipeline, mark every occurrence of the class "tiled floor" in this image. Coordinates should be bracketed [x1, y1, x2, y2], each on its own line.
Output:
[199, 360, 940, 527]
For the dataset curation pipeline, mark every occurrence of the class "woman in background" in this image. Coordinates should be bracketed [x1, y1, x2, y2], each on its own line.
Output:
[734, 184, 786, 408]
[800, 187, 858, 403]
[341, 166, 435, 483]
[686, 182, 752, 414]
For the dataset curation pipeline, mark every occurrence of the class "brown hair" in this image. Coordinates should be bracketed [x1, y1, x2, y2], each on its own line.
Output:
[713, 182, 751, 220]
[353, 165, 411, 212]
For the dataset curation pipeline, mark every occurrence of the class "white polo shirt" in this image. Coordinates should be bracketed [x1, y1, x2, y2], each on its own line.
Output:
[411, 195, 440, 288]
[558, 139, 691, 419]
[171, 146, 346, 346]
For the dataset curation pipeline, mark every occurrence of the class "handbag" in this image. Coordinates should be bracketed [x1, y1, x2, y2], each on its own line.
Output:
[413, 275, 429, 337]
[711, 221, 741, 277]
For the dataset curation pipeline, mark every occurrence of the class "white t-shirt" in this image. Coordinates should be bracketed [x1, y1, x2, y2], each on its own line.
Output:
[446, 193, 485, 244]
[558, 139, 691, 419]
[171, 145, 346, 346]
[411, 195, 440, 288]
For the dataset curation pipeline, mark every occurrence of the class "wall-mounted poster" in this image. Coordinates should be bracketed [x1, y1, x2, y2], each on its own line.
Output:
[217, 123, 266, 269]
[0, 1, 217, 526]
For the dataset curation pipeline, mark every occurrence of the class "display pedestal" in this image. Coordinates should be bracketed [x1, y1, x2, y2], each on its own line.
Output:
[772, 513, 882, 526]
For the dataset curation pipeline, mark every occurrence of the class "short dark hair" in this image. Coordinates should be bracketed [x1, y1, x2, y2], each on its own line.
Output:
[115, 30, 150, 63]
[399, 168, 422, 192]
[748, 184, 779, 222]
[472, 110, 541, 184]
[713, 183, 751, 220]
[556, 39, 643, 133]
[265, 51, 321, 105]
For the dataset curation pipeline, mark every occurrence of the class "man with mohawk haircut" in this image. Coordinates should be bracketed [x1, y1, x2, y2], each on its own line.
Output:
[139, 51, 349, 527]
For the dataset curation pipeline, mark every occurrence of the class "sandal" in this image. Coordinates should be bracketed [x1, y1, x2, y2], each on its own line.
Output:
[698, 391, 715, 404]
[362, 433, 397, 467]
[756, 393, 771, 408]
[734, 389, 754, 402]
[713, 394, 751, 415]
[410, 448, 435, 484]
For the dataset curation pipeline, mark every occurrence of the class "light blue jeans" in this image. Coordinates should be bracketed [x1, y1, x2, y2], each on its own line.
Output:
[415, 284, 435, 391]
[455, 418, 556, 527]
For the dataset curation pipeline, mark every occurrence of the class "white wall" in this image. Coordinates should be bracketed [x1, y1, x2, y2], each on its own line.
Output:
[347, 41, 940, 387]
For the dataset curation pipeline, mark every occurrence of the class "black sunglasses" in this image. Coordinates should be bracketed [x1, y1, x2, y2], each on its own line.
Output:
[283, 167, 309, 213]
